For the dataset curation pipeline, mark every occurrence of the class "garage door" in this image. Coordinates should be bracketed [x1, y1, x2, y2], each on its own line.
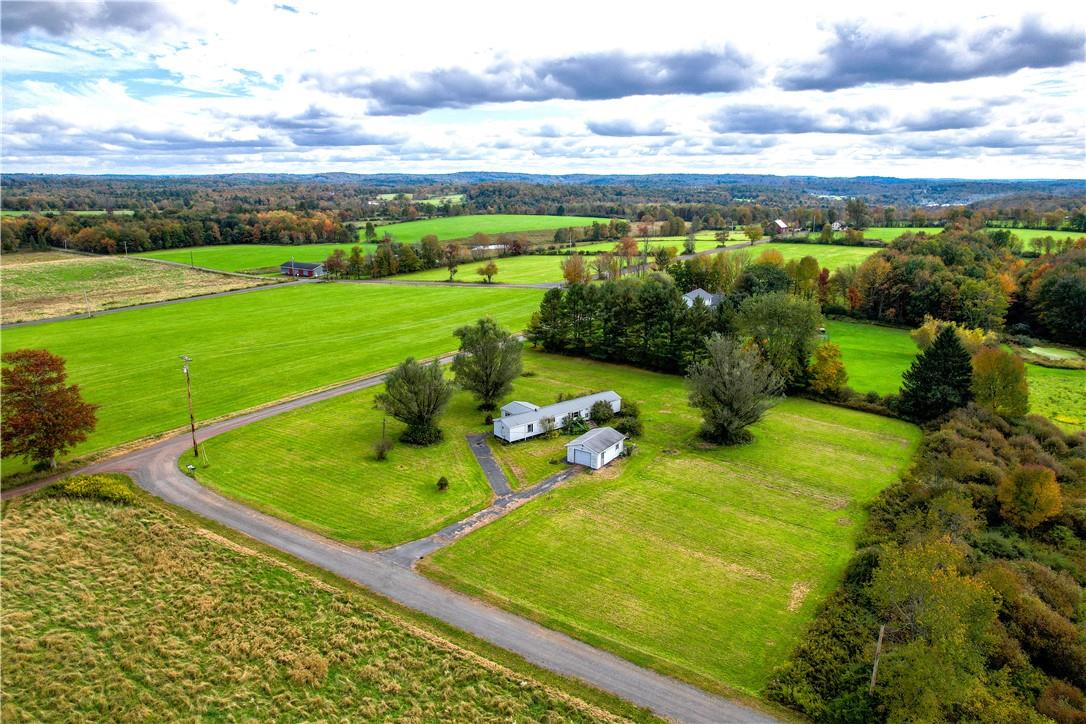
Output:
[573, 448, 595, 467]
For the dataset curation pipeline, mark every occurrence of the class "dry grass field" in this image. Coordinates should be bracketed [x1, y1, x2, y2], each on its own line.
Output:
[0, 476, 648, 722]
[0, 251, 268, 323]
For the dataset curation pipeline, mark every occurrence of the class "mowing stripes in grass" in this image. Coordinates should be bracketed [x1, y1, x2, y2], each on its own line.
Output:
[0, 283, 543, 478]
[422, 353, 920, 697]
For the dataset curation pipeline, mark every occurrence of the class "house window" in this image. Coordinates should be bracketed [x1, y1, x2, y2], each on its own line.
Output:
[527, 423, 534, 433]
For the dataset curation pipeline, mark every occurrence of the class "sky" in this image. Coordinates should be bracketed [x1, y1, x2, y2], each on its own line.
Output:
[1, 0, 1084, 178]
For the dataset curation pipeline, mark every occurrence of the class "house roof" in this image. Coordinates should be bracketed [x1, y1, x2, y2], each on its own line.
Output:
[498, 391, 620, 428]
[566, 427, 625, 454]
[682, 288, 721, 306]
[280, 261, 323, 270]
[773, 219, 789, 228]
[501, 401, 539, 415]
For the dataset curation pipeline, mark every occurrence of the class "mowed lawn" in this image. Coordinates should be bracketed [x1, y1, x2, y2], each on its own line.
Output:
[399, 255, 568, 284]
[740, 242, 879, 269]
[181, 384, 496, 549]
[0, 484, 619, 722]
[826, 320, 1085, 427]
[422, 352, 921, 696]
[137, 243, 378, 274]
[1, 283, 543, 478]
[368, 214, 607, 243]
[0, 251, 267, 323]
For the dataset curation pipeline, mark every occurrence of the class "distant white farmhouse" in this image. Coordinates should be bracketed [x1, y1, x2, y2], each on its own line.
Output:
[493, 391, 621, 443]
[682, 288, 722, 308]
[566, 427, 625, 469]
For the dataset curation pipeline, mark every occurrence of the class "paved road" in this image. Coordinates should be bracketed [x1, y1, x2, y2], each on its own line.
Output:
[467, 433, 514, 495]
[3, 363, 776, 723]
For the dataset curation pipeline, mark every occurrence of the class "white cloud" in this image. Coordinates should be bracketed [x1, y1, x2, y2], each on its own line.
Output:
[1, 0, 1083, 177]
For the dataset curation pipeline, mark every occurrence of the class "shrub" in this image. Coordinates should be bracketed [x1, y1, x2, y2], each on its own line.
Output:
[589, 400, 615, 424]
[565, 417, 590, 435]
[614, 416, 643, 437]
[373, 436, 394, 461]
[436, 476, 449, 492]
[997, 465, 1063, 530]
[621, 399, 640, 419]
[1037, 680, 1086, 724]
[46, 474, 136, 504]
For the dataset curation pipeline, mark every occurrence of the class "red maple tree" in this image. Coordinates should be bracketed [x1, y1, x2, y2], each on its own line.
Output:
[2, 349, 98, 469]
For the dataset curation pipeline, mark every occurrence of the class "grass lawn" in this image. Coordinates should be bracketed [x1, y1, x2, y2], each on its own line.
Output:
[804, 226, 942, 242]
[0, 252, 268, 323]
[742, 242, 879, 269]
[1, 283, 543, 479]
[400, 255, 569, 284]
[366, 214, 607, 243]
[564, 236, 724, 254]
[989, 227, 1086, 243]
[180, 383, 496, 549]
[136, 243, 379, 274]
[827, 320, 1086, 428]
[421, 351, 921, 697]
[1027, 365, 1086, 430]
[0, 479, 637, 722]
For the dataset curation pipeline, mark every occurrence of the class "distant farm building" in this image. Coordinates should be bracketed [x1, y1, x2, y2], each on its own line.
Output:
[493, 391, 621, 443]
[280, 261, 325, 278]
[772, 219, 790, 234]
[565, 427, 625, 469]
[682, 288, 722, 308]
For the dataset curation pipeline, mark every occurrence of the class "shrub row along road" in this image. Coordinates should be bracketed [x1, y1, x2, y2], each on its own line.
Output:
[3, 364, 776, 724]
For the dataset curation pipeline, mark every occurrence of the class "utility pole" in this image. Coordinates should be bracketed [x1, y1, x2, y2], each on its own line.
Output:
[180, 355, 198, 457]
[190, 249, 195, 268]
[123, 239, 128, 256]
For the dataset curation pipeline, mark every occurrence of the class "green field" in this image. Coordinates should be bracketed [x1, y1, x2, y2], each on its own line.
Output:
[827, 320, 1085, 427]
[136, 243, 378, 274]
[401, 255, 570, 284]
[811, 226, 942, 242]
[420, 352, 921, 696]
[417, 193, 466, 206]
[988, 227, 1086, 243]
[742, 242, 879, 269]
[182, 383, 496, 549]
[1027, 365, 1086, 429]
[1, 251, 267, 323]
[0, 480, 632, 722]
[367, 215, 607, 243]
[1, 284, 543, 478]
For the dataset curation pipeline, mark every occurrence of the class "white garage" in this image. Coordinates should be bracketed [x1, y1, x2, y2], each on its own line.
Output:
[565, 427, 626, 470]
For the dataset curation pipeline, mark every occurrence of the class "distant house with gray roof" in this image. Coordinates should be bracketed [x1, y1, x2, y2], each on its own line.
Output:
[682, 288, 722, 308]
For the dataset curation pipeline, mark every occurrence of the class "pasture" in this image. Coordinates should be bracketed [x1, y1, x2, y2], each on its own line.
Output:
[400, 255, 569, 284]
[422, 352, 921, 696]
[742, 242, 879, 269]
[366, 214, 606, 243]
[0, 251, 267, 323]
[136, 243, 378, 274]
[181, 384, 496, 549]
[827, 320, 1085, 428]
[989, 227, 1086, 243]
[0, 209, 134, 217]
[803, 226, 942, 242]
[0, 480, 633, 722]
[0, 283, 543, 478]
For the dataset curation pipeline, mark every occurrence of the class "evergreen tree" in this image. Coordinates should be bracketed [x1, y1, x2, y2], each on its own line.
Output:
[899, 325, 973, 420]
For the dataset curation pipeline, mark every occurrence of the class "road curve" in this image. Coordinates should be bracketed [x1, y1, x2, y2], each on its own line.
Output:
[3, 362, 776, 723]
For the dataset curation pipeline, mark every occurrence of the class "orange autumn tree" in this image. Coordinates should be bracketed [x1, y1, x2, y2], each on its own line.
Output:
[2, 349, 98, 469]
[997, 465, 1062, 530]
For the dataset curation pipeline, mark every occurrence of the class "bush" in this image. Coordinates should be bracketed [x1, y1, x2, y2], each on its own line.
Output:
[46, 474, 136, 504]
[373, 436, 394, 461]
[1037, 680, 1086, 724]
[436, 476, 449, 492]
[997, 465, 1063, 530]
[590, 400, 615, 424]
[614, 416, 643, 437]
[621, 400, 640, 419]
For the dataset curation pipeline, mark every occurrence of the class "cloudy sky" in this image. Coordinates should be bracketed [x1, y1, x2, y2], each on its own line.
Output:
[2, 0, 1083, 178]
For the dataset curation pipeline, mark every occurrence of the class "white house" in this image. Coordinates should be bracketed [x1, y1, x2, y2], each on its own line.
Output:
[493, 391, 621, 443]
[682, 288, 722, 308]
[566, 427, 626, 469]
